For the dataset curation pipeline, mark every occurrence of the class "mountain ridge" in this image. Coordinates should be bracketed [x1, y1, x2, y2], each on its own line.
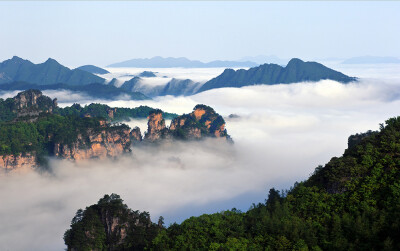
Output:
[0, 56, 106, 86]
[107, 56, 258, 68]
[198, 58, 357, 93]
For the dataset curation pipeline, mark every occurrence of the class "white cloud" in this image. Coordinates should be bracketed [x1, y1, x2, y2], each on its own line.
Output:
[1, 66, 400, 250]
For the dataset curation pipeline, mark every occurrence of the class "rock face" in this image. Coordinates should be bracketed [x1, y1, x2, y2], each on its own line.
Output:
[0, 90, 231, 171]
[169, 104, 229, 140]
[54, 127, 132, 161]
[130, 127, 142, 143]
[144, 110, 168, 141]
[145, 104, 230, 141]
[0, 153, 36, 170]
[13, 89, 57, 118]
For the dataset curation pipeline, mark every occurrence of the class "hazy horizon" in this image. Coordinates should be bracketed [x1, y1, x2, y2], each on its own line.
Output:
[1, 1, 399, 67]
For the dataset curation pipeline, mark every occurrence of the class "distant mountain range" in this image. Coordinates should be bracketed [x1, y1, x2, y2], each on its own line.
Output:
[0, 56, 105, 86]
[107, 56, 258, 68]
[342, 56, 400, 64]
[76, 65, 110, 74]
[0, 57, 149, 100]
[197, 58, 357, 93]
[0, 82, 149, 100]
[119, 77, 201, 97]
[0, 56, 358, 99]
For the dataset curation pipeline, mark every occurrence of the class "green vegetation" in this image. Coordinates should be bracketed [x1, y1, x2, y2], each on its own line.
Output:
[170, 105, 228, 139]
[0, 90, 178, 162]
[64, 194, 161, 251]
[0, 97, 16, 121]
[151, 117, 400, 250]
[0, 114, 109, 156]
[55, 103, 178, 121]
[65, 116, 400, 250]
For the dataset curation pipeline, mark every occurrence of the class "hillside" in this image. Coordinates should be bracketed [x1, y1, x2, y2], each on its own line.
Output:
[0, 56, 105, 86]
[0, 90, 229, 170]
[64, 115, 400, 250]
[198, 58, 357, 93]
[150, 117, 400, 250]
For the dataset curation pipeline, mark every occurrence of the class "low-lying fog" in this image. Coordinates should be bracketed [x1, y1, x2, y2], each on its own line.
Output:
[1, 64, 400, 250]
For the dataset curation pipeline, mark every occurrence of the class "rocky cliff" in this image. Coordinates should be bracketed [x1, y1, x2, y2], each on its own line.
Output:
[0, 89, 58, 121]
[130, 126, 142, 143]
[144, 109, 169, 141]
[145, 104, 230, 141]
[53, 126, 132, 161]
[0, 153, 36, 171]
[1, 91, 231, 171]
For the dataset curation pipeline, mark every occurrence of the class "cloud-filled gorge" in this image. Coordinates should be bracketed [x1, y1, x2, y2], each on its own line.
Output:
[1, 65, 400, 250]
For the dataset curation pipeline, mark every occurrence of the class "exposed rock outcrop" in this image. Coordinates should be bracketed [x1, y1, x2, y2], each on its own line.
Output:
[13, 89, 57, 119]
[168, 104, 230, 140]
[130, 126, 142, 143]
[143, 104, 230, 141]
[53, 127, 132, 161]
[0, 153, 36, 171]
[0, 91, 231, 171]
[144, 109, 168, 142]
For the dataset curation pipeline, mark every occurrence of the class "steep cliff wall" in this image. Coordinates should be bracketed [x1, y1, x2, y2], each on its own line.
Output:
[145, 105, 230, 141]
[169, 104, 230, 140]
[13, 89, 57, 119]
[0, 153, 36, 171]
[144, 110, 169, 142]
[1, 90, 231, 171]
[53, 127, 132, 160]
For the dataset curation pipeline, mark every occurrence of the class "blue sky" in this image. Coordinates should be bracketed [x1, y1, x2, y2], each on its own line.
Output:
[0, 1, 399, 67]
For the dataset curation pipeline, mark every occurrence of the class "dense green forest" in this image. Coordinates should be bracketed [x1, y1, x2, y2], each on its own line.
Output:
[65, 116, 400, 250]
[64, 194, 161, 250]
[55, 103, 177, 122]
[0, 114, 126, 157]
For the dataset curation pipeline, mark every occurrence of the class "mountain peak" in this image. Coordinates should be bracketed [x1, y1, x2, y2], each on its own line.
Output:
[11, 56, 24, 61]
[197, 58, 357, 93]
[0, 56, 105, 86]
[44, 58, 60, 65]
[286, 58, 304, 66]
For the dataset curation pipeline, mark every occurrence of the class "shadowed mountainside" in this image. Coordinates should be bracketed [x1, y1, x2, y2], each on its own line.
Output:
[0, 56, 105, 86]
[198, 58, 357, 93]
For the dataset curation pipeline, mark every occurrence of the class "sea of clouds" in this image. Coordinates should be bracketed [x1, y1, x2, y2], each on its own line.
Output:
[1, 63, 400, 250]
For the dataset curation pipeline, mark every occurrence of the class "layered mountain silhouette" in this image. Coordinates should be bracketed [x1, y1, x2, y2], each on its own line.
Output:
[197, 58, 357, 93]
[0, 82, 149, 100]
[119, 77, 201, 97]
[107, 56, 258, 68]
[0, 56, 358, 98]
[0, 56, 105, 86]
[76, 65, 110, 74]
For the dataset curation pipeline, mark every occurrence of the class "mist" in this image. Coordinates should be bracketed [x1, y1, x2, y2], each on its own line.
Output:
[1, 64, 400, 250]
